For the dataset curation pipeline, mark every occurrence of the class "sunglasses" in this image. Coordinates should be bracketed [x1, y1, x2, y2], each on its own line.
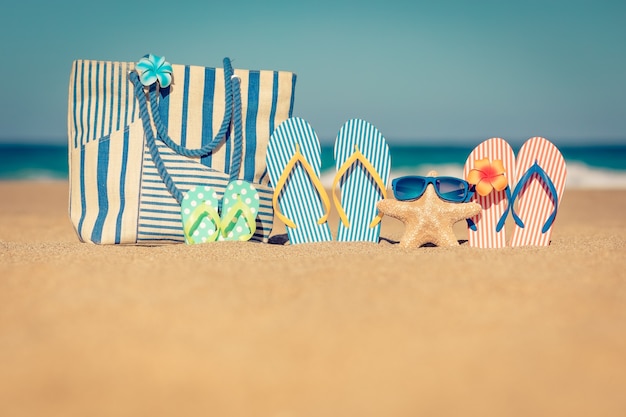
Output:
[391, 176, 474, 203]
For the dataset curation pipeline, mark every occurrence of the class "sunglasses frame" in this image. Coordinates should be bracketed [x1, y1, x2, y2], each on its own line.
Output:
[391, 175, 475, 203]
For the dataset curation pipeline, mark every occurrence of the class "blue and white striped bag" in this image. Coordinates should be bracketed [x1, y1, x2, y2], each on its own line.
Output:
[68, 56, 296, 244]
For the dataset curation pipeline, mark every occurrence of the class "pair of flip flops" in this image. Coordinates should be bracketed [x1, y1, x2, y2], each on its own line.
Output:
[266, 117, 391, 245]
[463, 137, 567, 248]
[180, 181, 260, 244]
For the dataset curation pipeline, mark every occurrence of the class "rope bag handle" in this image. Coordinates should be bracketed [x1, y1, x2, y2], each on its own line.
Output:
[129, 57, 244, 204]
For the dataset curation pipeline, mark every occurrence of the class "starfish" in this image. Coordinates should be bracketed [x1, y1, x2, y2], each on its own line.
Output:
[377, 171, 482, 248]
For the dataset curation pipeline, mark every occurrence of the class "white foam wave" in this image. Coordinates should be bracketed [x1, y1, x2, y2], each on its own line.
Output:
[564, 162, 626, 189]
[320, 162, 626, 189]
[1, 169, 67, 181]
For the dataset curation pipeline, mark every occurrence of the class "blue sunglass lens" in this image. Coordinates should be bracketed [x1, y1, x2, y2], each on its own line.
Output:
[436, 178, 468, 202]
[394, 177, 426, 201]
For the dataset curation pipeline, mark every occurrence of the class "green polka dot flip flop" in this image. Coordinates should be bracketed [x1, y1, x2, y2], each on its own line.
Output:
[219, 180, 260, 241]
[181, 186, 221, 244]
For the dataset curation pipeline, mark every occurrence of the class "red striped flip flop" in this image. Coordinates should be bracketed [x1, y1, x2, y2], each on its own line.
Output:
[509, 137, 567, 247]
[463, 138, 516, 248]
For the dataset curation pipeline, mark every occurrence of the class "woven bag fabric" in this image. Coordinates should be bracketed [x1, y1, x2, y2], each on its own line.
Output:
[68, 56, 296, 244]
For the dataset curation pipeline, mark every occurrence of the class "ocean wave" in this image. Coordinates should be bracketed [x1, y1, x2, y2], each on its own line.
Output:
[320, 162, 626, 189]
[4, 162, 625, 189]
[0, 169, 67, 181]
[564, 162, 626, 189]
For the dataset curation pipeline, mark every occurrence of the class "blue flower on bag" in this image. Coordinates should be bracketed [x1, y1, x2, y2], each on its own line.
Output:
[136, 54, 173, 88]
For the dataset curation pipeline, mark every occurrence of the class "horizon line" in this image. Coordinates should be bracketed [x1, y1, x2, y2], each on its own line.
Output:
[1, 139, 626, 148]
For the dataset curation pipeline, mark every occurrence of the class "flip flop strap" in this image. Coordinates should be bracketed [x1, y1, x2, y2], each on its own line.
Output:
[332, 144, 387, 228]
[183, 204, 221, 244]
[221, 197, 257, 240]
[466, 186, 517, 234]
[272, 144, 330, 229]
[509, 161, 559, 233]
[493, 186, 518, 233]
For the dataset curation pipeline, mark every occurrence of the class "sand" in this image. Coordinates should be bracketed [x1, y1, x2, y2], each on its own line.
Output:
[1, 180, 625, 417]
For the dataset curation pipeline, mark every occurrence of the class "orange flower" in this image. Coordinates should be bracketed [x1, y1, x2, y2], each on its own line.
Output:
[467, 158, 508, 196]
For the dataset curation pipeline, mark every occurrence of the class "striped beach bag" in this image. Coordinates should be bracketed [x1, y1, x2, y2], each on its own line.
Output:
[68, 55, 296, 244]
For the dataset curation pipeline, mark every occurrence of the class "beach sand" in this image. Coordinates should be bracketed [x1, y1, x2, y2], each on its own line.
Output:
[1, 180, 625, 417]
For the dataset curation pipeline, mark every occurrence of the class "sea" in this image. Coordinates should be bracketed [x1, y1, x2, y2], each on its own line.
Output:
[1, 142, 626, 189]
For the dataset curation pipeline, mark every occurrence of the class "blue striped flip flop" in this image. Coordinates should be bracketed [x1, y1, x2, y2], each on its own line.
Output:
[266, 117, 332, 244]
[333, 119, 391, 242]
[219, 180, 260, 242]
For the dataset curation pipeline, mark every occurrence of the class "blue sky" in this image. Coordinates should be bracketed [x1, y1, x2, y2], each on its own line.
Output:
[0, 0, 624, 145]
